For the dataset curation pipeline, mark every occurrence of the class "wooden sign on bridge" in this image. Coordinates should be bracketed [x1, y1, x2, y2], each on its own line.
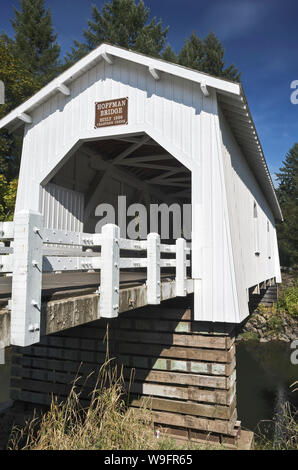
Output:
[95, 97, 128, 128]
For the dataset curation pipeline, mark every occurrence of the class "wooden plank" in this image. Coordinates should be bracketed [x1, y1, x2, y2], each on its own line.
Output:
[130, 395, 237, 420]
[56, 317, 234, 349]
[10, 375, 236, 406]
[13, 343, 236, 377]
[39, 331, 233, 360]
[49, 324, 229, 350]
[149, 409, 237, 435]
[126, 381, 236, 405]
[118, 342, 235, 363]
[108, 329, 228, 349]
[125, 368, 229, 389]
[10, 388, 237, 437]
[13, 354, 235, 388]
[39, 335, 235, 365]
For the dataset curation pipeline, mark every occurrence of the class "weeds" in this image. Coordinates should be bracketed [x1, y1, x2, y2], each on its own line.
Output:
[8, 360, 220, 450]
[255, 402, 298, 450]
[277, 280, 298, 317]
[9, 361, 157, 450]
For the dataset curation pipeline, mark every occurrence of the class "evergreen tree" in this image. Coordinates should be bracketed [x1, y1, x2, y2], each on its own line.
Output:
[162, 44, 178, 63]
[66, 0, 169, 64]
[11, 0, 61, 85]
[179, 32, 240, 82]
[0, 36, 39, 220]
[276, 144, 298, 268]
[178, 32, 204, 70]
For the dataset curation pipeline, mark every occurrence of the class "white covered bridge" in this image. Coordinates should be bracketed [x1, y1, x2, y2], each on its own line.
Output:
[0, 43, 281, 446]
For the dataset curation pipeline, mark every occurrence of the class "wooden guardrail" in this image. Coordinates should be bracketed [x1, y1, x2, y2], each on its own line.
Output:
[0, 211, 191, 347]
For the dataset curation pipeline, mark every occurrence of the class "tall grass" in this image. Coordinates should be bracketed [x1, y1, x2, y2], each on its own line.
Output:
[255, 403, 298, 450]
[255, 383, 298, 450]
[9, 360, 162, 450]
[8, 360, 215, 450]
[8, 325, 219, 451]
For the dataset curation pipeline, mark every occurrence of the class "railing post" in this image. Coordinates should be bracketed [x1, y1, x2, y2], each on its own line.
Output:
[99, 224, 120, 318]
[11, 210, 43, 347]
[147, 233, 160, 304]
[176, 238, 187, 296]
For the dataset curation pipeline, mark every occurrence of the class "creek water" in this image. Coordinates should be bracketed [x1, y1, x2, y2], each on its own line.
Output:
[237, 341, 298, 437]
[0, 348, 11, 407]
[0, 342, 297, 436]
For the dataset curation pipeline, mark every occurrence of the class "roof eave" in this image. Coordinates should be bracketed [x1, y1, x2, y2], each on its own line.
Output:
[0, 43, 241, 132]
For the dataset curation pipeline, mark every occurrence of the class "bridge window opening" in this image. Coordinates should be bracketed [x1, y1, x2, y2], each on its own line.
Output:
[46, 133, 191, 243]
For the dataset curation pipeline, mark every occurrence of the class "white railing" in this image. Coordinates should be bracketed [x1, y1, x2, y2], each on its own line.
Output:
[0, 211, 191, 347]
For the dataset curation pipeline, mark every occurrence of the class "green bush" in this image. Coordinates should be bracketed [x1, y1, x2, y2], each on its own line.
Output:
[267, 314, 284, 334]
[239, 331, 259, 342]
[277, 282, 298, 317]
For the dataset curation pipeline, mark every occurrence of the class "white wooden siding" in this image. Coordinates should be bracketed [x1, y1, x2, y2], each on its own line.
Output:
[39, 183, 84, 232]
[13, 56, 281, 324]
[219, 108, 281, 319]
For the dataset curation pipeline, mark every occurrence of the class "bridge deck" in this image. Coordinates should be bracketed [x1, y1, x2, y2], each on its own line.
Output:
[0, 272, 193, 348]
[0, 271, 175, 305]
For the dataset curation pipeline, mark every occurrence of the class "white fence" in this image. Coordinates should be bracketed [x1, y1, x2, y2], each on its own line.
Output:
[0, 211, 191, 347]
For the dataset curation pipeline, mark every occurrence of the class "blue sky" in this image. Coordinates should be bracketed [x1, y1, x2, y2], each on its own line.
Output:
[1, 0, 297, 182]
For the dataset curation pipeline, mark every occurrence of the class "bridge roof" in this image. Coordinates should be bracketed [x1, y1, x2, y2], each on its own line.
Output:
[0, 43, 282, 220]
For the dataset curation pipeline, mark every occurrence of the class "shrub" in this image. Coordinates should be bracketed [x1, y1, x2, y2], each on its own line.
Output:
[239, 331, 259, 342]
[267, 314, 284, 334]
[277, 281, 298, 317]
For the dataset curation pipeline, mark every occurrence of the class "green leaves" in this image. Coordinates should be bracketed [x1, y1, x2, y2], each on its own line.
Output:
[0, 1, 61, 220]
[66, 0, 169, 64]
[65, 2, 240, 83]
[179, 32, 241, 82]
[0, 37, 39, 184]
[11, 0, 61, 86]
[276, 144, 298, 268]
[0, 175, 18, 221]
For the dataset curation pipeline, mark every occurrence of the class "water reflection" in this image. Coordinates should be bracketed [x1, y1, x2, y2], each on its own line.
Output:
[0, 348, 11, 406]
[237, 341, 298, 435]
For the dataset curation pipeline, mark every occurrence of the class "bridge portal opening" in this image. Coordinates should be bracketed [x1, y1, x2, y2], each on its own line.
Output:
[41, 133, 192, 245]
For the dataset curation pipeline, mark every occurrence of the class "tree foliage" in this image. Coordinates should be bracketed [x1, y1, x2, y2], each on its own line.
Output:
[66, 0, 169, 64]
[10, 0, 61, 85]
[66, 2, 240, 82]
[0, 36, 39, 179]
[276, 143, 298, 268]
[0, 37, 39, 217]
[0, 175, 18, 221]
[179, 32, 240, 81]
[162, 44, 178, 63]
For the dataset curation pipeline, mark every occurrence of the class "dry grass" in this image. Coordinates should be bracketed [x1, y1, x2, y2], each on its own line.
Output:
[9, 360, 158, 450]
[8, 359, 219, 451]
[255, 403, 298, 450]
[255, 384, 298, 450]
